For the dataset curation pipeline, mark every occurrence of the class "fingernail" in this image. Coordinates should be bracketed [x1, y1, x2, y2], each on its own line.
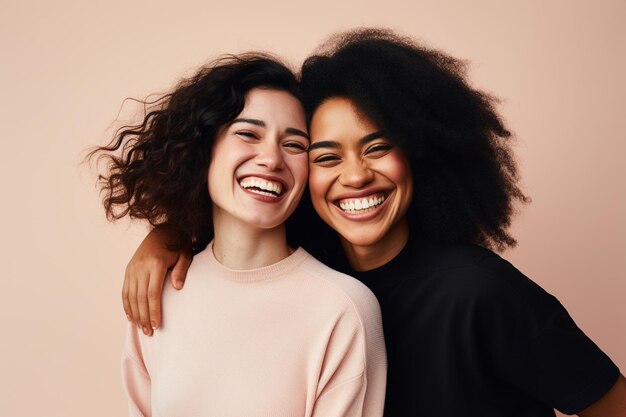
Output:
[174, 280, 182, 290]
[126, 314, 131, 321]
[142, 326, 150, 334]
[151, 321, 158, 329]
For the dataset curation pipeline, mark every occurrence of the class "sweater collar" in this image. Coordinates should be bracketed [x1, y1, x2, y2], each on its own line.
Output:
[199, 241, 308, 283]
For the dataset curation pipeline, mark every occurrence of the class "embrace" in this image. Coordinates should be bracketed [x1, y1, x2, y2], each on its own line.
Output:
[94, 28, 626, 417]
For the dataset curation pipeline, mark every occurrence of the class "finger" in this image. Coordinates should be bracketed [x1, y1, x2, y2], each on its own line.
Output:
[147, 264, 167, 330]
[170, 249, 192, 290]
[136, 271, 153, 336]
[127, 274, 140, 330]
[122, 269, 132, 322]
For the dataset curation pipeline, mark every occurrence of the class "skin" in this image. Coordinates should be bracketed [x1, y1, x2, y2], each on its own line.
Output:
[578, 375, 626, 417]
[123, 87, 309, 335]
[308, 98, 412, 271]
[207, 88, 309, 269]
[122, 97, 626, 416]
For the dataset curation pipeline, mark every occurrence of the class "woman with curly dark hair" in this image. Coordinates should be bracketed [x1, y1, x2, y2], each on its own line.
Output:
[93, 54, 386, 417]
[118, 30, 626, 416]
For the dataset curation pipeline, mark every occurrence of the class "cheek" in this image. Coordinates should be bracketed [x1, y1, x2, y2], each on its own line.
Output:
[206, 161, 225, 203]
[307, 165, 338, 221]
[288, 155, 309, 189]
[206, 140, 244, 196]
[384, 151, 414, 209]
[381, 151, 412, 182]
[307, 165, 328, 200]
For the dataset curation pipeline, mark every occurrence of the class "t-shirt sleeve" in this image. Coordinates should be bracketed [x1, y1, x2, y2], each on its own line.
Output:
[511, 308, 620, 414]
[470, 259, 619, 414]
[311, 292, 387, 417]
[121, 323, 152, 417]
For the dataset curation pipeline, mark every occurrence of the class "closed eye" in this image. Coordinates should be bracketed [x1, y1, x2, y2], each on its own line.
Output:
[312, 154, 341, 166]
[365, 143, 393, 156]
[235, 131, 259, 140]
[283, 141, 308, 152]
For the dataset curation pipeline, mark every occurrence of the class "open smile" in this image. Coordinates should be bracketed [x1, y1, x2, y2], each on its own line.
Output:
[239, 175, 286, 199]
[333, 191, 390, 215]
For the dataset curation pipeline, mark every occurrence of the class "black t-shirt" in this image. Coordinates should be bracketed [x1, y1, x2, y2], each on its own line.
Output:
[339, 242, 619, 417]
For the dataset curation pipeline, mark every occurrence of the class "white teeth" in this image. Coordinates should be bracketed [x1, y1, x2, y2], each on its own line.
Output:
[239, 176, 283, 196]
[247, 189, 277, 197]
[337, 195, 386, 214]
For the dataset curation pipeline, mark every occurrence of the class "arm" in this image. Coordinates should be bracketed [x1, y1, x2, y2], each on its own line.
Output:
[123, 227, 192, 335]
[311, 335, 386, 417]
[311, 296, 387, 417]
[578, 374, 626, 417]
[463, 257, 622, 415]
[311, 374, 369, 417]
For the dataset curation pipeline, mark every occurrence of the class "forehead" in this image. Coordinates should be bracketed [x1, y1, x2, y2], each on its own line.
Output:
[239, 88, 306, 127]
[309, 97, 379, 142]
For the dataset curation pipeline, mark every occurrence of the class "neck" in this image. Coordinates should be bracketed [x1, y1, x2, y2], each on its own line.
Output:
[341, 218, 409, 272]
[211, 208, 292, 270]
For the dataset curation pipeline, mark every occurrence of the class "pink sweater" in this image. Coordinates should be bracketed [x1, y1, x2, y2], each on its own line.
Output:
[122, 243, 387, 417]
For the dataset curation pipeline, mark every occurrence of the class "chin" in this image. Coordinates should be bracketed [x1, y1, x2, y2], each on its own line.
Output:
[336, 227, 387, 248]
[248, 217, 286, 230]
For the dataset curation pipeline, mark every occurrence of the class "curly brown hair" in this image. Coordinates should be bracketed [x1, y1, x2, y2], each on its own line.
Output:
[92, 53, 301, 250]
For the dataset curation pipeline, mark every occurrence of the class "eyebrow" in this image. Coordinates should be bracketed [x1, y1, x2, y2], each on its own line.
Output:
[231, 118, 265, 127]
[308, 130, 386, 152]
[286, 127, 310, 140]
[231, 118, 309, 140]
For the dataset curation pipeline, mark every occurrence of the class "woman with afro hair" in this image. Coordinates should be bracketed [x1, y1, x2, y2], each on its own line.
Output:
[118, 29, 626, 416]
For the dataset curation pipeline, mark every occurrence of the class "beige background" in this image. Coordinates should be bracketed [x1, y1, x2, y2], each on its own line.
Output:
[1, 0, 624, 416]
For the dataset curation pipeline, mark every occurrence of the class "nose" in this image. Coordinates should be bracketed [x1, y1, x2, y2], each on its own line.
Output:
[339, 157, 374, 188]
[255, 138, 284, 171]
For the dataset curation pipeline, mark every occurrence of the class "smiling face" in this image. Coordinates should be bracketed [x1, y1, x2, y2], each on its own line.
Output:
[308, 97, 413, 258]
[207, 88, 309, 231]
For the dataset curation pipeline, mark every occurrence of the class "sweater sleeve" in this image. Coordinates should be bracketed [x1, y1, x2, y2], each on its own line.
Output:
[121, 323, 152, 417]
[312, 373, 367, 417]
[311, 293, 387, 417]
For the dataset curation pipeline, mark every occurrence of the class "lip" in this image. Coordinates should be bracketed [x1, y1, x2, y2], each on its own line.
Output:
[332, 187, 391, 201]
[331, 189, 394, 221]
[237, 174, 288, 191]
[237, 173, 288, 203]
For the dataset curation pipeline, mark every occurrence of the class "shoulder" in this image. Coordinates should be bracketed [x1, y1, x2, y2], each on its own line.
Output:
[299, 250, 380, 302]
[414, 243, 559, 310]
[297, 249, 382, 320]
[297, 251, 386, 381]
[415, 245, 576, 347]
[415, 242, 511, 279]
